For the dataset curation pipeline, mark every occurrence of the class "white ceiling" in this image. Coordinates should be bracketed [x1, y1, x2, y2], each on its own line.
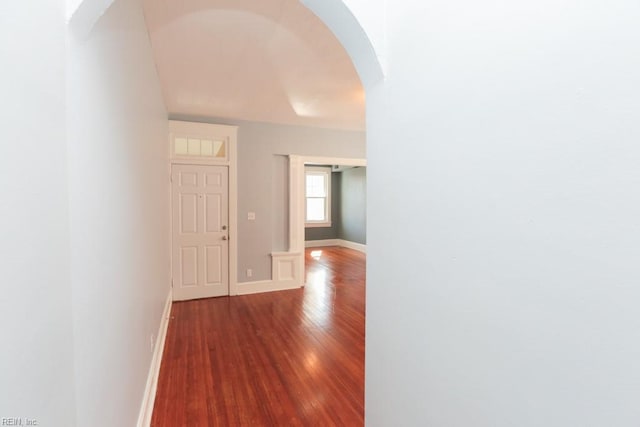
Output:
[142, 0, 365, 131]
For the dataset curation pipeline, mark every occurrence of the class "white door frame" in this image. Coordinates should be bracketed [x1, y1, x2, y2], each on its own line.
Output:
[169, 121, 238, 298]
[288, 155, 367, 281]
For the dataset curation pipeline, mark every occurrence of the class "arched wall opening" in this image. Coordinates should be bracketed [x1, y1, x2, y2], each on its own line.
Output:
[68, 0, 385, 89]
[66, 1, 386, 426]
[62, 0, 638, 425]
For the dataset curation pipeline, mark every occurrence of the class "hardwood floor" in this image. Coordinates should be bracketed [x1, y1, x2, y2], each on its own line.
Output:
[151, 246, 365, 426]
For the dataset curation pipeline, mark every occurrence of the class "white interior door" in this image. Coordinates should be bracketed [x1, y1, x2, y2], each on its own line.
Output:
[172, 164, 229, 300]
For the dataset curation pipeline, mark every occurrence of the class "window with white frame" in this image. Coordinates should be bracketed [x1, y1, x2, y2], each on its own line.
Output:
[305, 167, 331, 227]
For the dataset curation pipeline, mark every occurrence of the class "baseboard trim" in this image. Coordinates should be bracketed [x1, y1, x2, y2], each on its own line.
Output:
[137, 289, 172, 427]
[305, 239, 340, 248]
[234, 279, 303, 296]
[338, 239, 366, 253]
[305, 239, 366, 253]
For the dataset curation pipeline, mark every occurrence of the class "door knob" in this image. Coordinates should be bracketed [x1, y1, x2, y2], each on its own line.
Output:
[222, 225, 227, 230]
[222, 236, 227, 241]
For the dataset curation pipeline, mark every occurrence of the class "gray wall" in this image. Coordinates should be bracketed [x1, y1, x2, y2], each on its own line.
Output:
[171, 115, 366, 282]
[338, 167, 366, 244]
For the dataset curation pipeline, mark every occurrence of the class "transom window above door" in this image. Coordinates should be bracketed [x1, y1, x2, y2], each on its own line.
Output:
[173, 136, 227, 160]
[305, 166, 331, 228]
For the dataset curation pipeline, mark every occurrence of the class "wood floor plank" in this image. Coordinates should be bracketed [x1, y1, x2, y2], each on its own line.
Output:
[152, 246, 365, 427]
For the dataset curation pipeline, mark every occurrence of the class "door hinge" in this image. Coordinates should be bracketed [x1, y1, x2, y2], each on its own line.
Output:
[171, 278, 174, 288]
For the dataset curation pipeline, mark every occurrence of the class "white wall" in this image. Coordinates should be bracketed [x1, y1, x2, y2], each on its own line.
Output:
[67, 0, 170, 425]
[335, 1, 640, 426]
[0, 2, 77, 426]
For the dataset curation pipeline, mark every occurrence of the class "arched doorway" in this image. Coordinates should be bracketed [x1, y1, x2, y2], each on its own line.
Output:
[68, 0, 384, 425]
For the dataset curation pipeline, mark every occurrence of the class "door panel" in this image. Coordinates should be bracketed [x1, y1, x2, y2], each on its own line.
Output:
[172, 164, 229, 300]
[180, 246, 198, 287]
[205, 245, 222, 284]
[180, 194, 198, 233]
[205, 194, 222, 232]
[180, 172, 198, 186]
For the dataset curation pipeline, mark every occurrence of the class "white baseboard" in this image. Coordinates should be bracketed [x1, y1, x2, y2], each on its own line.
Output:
[137, 289, 172, 427]
[338, 239, 366, 253]
[234, 279, 303, 296]
[305, 239, 366, 253]
[305, 239, 340, 248]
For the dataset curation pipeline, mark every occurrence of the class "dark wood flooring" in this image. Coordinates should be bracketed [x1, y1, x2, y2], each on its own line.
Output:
[151, 246, 365, 426]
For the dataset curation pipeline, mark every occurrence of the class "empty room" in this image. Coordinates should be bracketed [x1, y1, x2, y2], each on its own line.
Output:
[5, 0, 640, 426]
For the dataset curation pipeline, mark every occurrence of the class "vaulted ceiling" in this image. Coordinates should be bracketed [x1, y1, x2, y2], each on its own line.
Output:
[142, 0, 365, 131]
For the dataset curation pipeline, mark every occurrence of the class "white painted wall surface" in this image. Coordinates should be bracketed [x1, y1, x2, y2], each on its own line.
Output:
[67, 0, 84, 19]
[342, 1, 640, 426]
[302, 0, 384, 88]
[66, 0, 170, 425]
[0, 1, 77, 426]
[328, 0, 387, 74]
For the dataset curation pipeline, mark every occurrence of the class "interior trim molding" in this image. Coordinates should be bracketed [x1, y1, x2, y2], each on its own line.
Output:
[305, 239, 366, 253]
[233, 252, 304, 296]
[305, 239, 340, 248]
[271, 251, 302, 283]
[234, 279, 303, 296]
[137, 289, 172, 427]
[337, 239, 366, 253]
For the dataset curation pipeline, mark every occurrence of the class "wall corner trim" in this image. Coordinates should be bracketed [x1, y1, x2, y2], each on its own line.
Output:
[136, 289, 173, 427]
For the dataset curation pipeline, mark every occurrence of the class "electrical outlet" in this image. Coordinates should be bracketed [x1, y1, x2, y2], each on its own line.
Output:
[246, 268, 252, 278]
[247, 212, 256, 220]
